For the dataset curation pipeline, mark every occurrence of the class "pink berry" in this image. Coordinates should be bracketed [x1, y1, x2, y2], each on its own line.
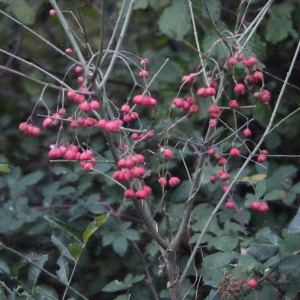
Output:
[77, 76, 84, 84]
[124, 189, 135, 199]
[220, 172, 230, 181]
[64, 149, 77, 160]
[247, 279, 257, 288]
[243, 128, 252, 137]
[79, 102, 90, 112]
[209, 119, 217, 127]
[173, 98, 184, 108]
[158, 177, 167, 187]
[31, 126, 41, 137]
[90, 100, 100, 110]
[169, 177, 181, 187]
[196, 87, 206, 97]
[210, 175, 217, 184]
[65, 48, 72, 54]
[49, 9, 56, 17]
[43, 117, 53, 128]
[228, 57, 237, 66]
[163, 149, 173, 159]
[248, 57, 257, 66]
[230, 148, 240, 157]
[257, 155, 266, 163]
[251, 201, 260, 210]
[139, 70, 149, 78]
[229, 100, 239, 109]
[140, 58, 149, 67]
[19, 122, 28, 132]
[218, 157, 227, 166]
[253, 71, 263, 81]
[75, 66, 83, 73]
[223, 185, 230, 193]
[208, 104, 221, 118]
[234, 83, 245, 95]
[135, 189, 147, 200]
[208, 147, 216, 155]
[237, 53, 244, 61]
[121, 104, 131, 113]
[225, 201, 234, 209]
[261, 149, 269, 155]
[143, 186, 152, 196]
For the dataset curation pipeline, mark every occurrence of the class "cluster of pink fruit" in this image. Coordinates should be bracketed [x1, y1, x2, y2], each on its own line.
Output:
[48, 145, 96, 170]
[131, 131, 155, 141]
[19, 122, 41, 136]
[172, 96, 200, 113]
[228, 55, 271, 104]
[138, 58, 150, 78]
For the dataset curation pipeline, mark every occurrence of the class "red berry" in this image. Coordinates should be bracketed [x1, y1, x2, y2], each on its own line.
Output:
[173, 98, 184, 108]
[159, 177, 167, 187]
[223, 185, 230, 193]
[253, 71, 263, 81]
[139, 70, 149, 78]
[43, 117, 53, 128]
[225, 201, 234, 209]
[64, 149, 77, 160]
[209, 119, 217, 127]
[65, 48, 72, 54]
[143, 186, 152, 195]
[229, 100, 239, 109]
[90, 100, 100, 110]
[196, 87, 206, 97]
[220, 172, 230, 181]
[75, 66, 83, 73]
[230, 148, 240, 157]
[19, 122, 28, 132]
[210, 175, 217, 184]
[140, 58, 149, 67]
[261, 149, 269, 155]
[169, 177, 181, 187]
[208, 104, 221, 118]
[243, 128, 252, 137]
[77, 76, 84, 84]
[257, 155, 266, 163]
[31, 126, 41, 137]
[228, 57, 237, 66]
[79, 102, 90, 112]
[163, 149, 173, 159]
[218, 157, 227, 166]
[251, 201, 260, 210]
[208, 147, 216, 155]
[121, 104, 131, 113]
[237, 53, 244, 61]
[124, 189, 135, 199]
[234, 83, 245, 95]
[49, 9, 56, 17]
[135, 189, 147, 200]
[247, 278, 257, 288]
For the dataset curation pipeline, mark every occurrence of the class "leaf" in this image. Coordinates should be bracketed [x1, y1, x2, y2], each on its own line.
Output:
[0, 164, 10, 172]
[287, 207, 300, 234]
[82, 214, 107, 246]
[158, 0, 191, 41]
[27, 253, 48, 290]
[121, 229, 140, 241]
[56, 186, 76, 196]
[11, 261, 27, 277]
[134, 0, 149, 9]
[248, 228, 279, 261]
[266, 3, 298, 44]
[112, 235, 128, 257]
[0, 259, 10, 274]
[278, 255, 300, 275]
[68, 243, 82, 261]
[264, 190, 286, 201]
[34, 285, 59, 300]
[256, 180, 267, 198]
[208, 236, 238, 251]
[55, 256, 69, 284]
[102, 280, 128, 292]
[51, 233, 75, 262]
[10, 0, 36, 25]
[240, 174, 267, 183]
[44, 216, 82, 244]
[18, 170, 44, 188]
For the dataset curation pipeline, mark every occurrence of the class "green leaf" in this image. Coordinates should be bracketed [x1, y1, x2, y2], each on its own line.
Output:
[51, 233, 75, 262]
[19, 170, 44, 188]
[158, 0, 191, 40]
[27, 253, 48, 290]
[256, 179, 267, 198]
[56, 186, 76, 196]
[266, 4, 298, 44]
[248, 228, 279, 261]
[0, 259, 10, 274]
[287, 207, 300, 234]
[113, 235, 128, 257]
[251, 98, 271, 127]
[102, 279, 128, 292]
[134, 0, 149, 9]
[11, 261, 27, 277]
[121, 229, 140, 241]
[278, 255, 300, 275]
[208, 236, 238, 251]
[34, 284, 59, 300]
[68, 243, 82, 261]
[55, 256, 69, 284]
[44, 216, 82, 244]
[10, 0, 36, 25]
[82, 214, 108, 246]
[264, 190, 286, 201]
[0, 164, 10, 172]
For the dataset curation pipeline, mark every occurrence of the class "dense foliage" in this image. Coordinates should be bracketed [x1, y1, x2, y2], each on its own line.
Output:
[0, 0, 300, 299]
